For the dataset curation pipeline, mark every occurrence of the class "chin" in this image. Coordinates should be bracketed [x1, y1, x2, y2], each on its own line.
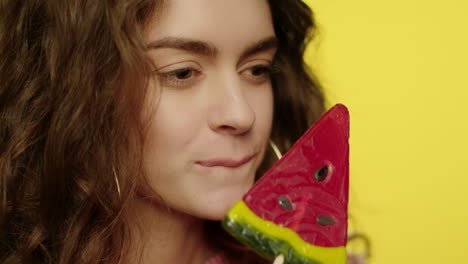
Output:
[199, 186, 249, 221]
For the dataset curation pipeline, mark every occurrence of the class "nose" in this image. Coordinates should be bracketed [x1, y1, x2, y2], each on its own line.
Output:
[207, 77, 255, 136]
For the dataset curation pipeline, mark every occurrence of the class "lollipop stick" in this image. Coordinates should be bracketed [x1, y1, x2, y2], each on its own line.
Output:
[273, 254, 284, 264]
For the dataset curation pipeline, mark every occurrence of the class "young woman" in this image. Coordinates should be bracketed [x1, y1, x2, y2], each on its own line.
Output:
[0, 0, 326, 263]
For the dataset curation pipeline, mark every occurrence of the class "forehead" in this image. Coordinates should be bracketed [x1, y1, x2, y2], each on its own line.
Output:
[145, 0, 274, 50]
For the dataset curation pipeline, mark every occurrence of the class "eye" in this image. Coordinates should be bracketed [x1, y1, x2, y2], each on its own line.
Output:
[157, 67, 201, 88]
[250, 65, 270, 76]
[241, 63, 274, 84]
[171, 68, 194, 79]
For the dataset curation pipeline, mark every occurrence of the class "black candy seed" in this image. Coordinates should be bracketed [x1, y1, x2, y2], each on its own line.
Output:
[316, 215, 336, 226]
[314, 166, 329, 182]
[278, 195, 293, 211]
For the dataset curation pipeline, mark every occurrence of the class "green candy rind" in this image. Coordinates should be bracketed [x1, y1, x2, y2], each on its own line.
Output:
[222, 201, 346, 264]
[223, 216, 321, 264]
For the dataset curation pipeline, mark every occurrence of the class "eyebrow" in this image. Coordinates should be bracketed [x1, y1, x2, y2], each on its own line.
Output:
[146, 36, 278, 60]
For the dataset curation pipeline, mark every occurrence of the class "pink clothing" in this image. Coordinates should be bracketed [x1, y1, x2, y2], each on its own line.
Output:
[205, 254, 229, 264]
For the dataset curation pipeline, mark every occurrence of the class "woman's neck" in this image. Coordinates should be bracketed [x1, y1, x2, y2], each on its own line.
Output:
[126, 199, 219, 264]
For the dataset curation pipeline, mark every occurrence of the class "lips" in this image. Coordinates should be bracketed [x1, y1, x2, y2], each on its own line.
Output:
[196, 155, 254, 168]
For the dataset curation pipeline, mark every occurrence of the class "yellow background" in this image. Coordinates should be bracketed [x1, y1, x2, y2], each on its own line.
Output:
[303, 0, 468, 263]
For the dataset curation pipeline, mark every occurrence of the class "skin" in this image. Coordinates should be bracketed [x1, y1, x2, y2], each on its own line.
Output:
[130, 0, 277, 263]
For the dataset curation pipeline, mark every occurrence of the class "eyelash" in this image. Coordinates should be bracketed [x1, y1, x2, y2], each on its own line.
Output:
[246, 64, 276, 83]
[157, 68, 201, 88]
[157, 64, 277, 89]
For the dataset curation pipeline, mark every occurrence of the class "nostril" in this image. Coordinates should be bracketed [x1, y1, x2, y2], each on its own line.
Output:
[225, 123, 251, 135]
[210, 111, 255, 135]
[218, 125, 237, 132]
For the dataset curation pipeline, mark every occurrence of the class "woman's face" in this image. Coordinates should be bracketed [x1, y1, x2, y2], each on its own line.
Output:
[143, 0, 276, 220]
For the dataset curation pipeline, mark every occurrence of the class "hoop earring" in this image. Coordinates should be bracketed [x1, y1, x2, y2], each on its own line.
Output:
[112, 166, 121, 198]
[347, 232, 371, 261]
[269, 140, 283, 160]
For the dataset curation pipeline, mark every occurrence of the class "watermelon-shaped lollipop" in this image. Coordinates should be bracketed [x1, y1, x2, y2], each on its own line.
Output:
[222, 104, 349, 264]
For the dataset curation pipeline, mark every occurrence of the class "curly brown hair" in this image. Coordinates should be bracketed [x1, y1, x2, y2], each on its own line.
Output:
[0, 0, 325, 263]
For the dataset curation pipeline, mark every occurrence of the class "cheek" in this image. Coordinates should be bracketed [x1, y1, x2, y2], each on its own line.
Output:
[151, 109, 192, 149]
[143, 91, 202, 170]
[251, 85, 274, 135]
